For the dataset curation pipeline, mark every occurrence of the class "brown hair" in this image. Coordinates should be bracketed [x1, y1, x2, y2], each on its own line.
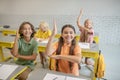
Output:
[18, 21, 36, 38]
[56, 24, 76, 71]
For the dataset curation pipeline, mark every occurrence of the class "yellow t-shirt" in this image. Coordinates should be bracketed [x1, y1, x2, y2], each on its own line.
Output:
[35, 29, 51, 39]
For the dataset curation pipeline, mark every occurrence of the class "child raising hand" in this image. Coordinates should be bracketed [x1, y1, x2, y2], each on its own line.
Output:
[77, 9, 94, 65]
[46, 20, 82, 76]
[11, 22, 38, 80]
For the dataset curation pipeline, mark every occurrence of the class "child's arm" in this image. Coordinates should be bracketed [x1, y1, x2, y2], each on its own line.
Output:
[45, 20, 57, 56]
[11, 31, 19, 57]
[77, 9, 93, 33]
[50, 54, 81, 64]
[17, 54, 37, 60]
[77, 9, 84, 29]
[11, 31, 37, 60]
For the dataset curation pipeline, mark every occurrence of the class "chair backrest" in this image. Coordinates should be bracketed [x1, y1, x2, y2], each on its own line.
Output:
[95, 50, 105, 78]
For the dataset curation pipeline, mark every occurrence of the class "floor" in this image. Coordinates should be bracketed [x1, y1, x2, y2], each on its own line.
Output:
[2, 43, 120, 80]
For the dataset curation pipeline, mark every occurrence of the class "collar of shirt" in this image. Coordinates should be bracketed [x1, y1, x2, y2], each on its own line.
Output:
[22, 38, 33, 45]
[63, 42, 71, 47]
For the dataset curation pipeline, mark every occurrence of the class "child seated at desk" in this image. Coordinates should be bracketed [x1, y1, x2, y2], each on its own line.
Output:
[34, 21, 51, 68]
[46, 21, 82, 76]
[77, 9, 95, 66]
[11, 21, 38, 80]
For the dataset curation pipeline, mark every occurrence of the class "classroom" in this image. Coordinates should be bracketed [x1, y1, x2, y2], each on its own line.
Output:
[0, 0, 120, 80]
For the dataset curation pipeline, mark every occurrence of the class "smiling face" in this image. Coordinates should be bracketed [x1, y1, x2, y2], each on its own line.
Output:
[21, 24, 33, 38]
[61, 25, 75, 44]
[39, 22, 49, 32]
[84, 19, 93, 28]
[40, 24, 48, 32]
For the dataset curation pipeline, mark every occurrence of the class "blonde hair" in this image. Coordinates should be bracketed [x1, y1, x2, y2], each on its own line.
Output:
[39, 21, 49, 29]
[84, 19, 93, 27]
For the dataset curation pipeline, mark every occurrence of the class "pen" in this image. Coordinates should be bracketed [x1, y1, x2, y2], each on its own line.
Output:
[53, 77, 58, 80]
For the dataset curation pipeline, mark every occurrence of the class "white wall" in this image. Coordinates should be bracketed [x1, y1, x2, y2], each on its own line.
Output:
[0, 0, 119, 15]
[0, 0, 120, 45]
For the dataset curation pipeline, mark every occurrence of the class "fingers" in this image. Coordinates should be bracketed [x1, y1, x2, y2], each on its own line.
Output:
[80, 8, 83, 15]
[53, 19, 57, 34]
[78, 8, 83, 18]
[15, 30, 20, 39]
[51, 19, 57, 36]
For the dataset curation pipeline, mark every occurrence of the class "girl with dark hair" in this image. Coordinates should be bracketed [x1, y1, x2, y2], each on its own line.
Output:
[46, 21, 82, 76]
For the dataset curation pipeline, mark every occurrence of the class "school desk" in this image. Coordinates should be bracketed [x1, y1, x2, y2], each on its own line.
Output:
[0, 36, 14, 61]
[1, 28, 38, 36]
[0, 62, 28, 80]
[1, 28, 99, 43]
[27, 68, 90, 80]
[38, 42, 99, 80]
[2, 28, 17, 36]
[0, 36, 99, 80]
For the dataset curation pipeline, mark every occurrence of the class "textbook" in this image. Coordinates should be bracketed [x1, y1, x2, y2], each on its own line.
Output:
[43, 73, 87, 80]
[0, 64, 18, 80]
[78, 42, 90, 49]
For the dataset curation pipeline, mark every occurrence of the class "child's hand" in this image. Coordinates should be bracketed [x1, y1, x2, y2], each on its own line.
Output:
[77, 8, 83, 20]
[51, 20, 57, 37]
[10, 49, 19, 57]
[77, 8, 83, 27]
[80, 8, 83, 16]
[15, 30, 20, 40]
[50, 55, 60, 59]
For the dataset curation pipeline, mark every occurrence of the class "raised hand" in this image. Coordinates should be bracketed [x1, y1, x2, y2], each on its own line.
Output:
[51, 20, 57, 37]
[77, 9, 83, 27]
[15, 30, 20, 40]
[79, 8, 83, 16]
[45, 20, 57, 56]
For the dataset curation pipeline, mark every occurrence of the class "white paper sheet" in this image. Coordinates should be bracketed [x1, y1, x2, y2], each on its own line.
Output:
[43, 73, 65, 80]
[0, 64, 18, 80]
[43, 73, 87, 80]
[41, 40, 48, 44]
[79, 43, 90, 49]
[66, 76, 87, 80]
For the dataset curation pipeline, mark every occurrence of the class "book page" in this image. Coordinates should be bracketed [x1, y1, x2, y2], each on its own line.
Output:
[43, 73, 65, 80]
[0, 64, 18, 80]
[41, 40, 48, 43]
[79, 43, 90, 49]
[66, 76, 87, 80]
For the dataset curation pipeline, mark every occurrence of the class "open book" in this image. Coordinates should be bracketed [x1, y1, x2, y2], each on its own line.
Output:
[0, 64, 18, 80]
[43, 73, 87, 80]
[78, 42, 90, 49]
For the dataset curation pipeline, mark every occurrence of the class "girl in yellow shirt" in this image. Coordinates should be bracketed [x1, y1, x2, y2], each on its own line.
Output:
[34, 21, 51, 68]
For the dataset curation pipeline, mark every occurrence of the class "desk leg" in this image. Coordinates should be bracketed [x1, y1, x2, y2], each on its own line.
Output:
[0, 47, 4, 61]
[92, 56, 99, 80]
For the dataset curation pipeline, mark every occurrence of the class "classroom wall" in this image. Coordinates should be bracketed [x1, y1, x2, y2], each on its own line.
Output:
[0, 0, 120, 45]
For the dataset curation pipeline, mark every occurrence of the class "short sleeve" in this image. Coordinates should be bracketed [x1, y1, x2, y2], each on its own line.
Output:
[34, 30, 39, 38]
[48, 30, 52, 36]
[33, 41, 38, 54]
[74, 44, 81, 56]
[53, 42, 58, 51]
